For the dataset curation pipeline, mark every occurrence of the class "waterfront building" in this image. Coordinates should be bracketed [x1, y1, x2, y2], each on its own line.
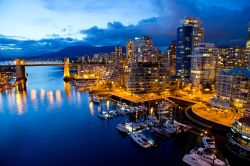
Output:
[127, 36, 168, 94]
[191, 43, 219, 92]
[228, 117, 250, 153]
[176, 17, 204, 81]
[167, 41, 176, 77]
[216, 68, 250, 115]
[0, 66, 16, 91]
[77, 64, 105, 79]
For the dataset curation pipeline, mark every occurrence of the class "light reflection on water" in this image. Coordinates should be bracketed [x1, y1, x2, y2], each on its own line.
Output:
[40, 89, 45, 102]
[0, 66, 238, 166]
[1, 88, 68, 115]
[0, 92, 3, 111]
[16, 92, 26, 115]
[89, 101, 94, 116]
[0, 66, 83, 115]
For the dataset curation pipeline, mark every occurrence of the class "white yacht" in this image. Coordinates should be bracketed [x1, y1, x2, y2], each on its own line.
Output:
[116, 109, 126, 116]
[183, 153, 211, 166]
[108, 110, 118, 116]
[202, 136, 216, 149]
[164, 120, 191, 134]
[190, 148, 226, 166]
[98, 112, 113, 119]
[116, 122, 140, 134]
[130, 132, 153, 148]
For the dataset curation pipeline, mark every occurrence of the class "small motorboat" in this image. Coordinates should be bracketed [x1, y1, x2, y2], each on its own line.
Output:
[108, 110, 118, 116]
[130, 132, 153, 148]
[116, 122, 140, 133]
[202, 136, 216, 149]
[164, 120, 191, 134]
[183, 153, 211, 166]
[116, 110, 127, 116]
[98, 112, 113, 119]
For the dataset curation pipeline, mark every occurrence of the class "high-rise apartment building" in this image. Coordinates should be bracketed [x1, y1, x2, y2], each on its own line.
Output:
[218, 47, 248, 69]
[127, 36, 168, 94]
[115, 45, 123, 64]
[191, 43, 219, 92]
[167, 41, 176, 77]
[216, 68, 250, 115]
[176, 17, 204, 81]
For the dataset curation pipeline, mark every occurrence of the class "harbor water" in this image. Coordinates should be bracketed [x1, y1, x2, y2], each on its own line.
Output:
[0, 66, 246, 166]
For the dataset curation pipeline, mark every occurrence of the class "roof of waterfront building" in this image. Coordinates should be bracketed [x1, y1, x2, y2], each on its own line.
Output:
[237, 117, 250, 128]
[220, 68, 250, 78]
[210, 98, 231, 108]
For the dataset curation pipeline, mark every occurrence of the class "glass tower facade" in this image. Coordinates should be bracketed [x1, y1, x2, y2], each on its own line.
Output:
[247, 22, 250, 69]
[176, 17, 204, 81]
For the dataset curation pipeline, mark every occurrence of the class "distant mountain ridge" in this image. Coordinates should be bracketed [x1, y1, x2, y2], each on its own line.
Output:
[38, 45, 125, 59]
[0, 45, 126, 60]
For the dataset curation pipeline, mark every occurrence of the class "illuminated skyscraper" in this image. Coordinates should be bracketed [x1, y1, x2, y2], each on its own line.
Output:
[246, 22, 250, 69]
[167, 41, 176, 77]
[126, 40, 134, 63]
[176, 17, 204, 81]
[115, 45, 123, 63]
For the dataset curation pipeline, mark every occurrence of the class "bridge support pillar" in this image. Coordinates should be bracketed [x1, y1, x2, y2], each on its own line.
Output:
[15, 59, 27, 91]
[63, 57, 70, 81]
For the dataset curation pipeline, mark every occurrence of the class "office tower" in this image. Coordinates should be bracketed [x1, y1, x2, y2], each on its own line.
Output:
[191, 43, 219, 92]
[176, 17, 204, 81]
[127, 36, 168, 94]
[167, 41, 176, 77]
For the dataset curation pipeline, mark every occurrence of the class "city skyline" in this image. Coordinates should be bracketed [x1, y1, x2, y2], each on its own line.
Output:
[0, 0, 250, 58]
[0, 1, 249, 165]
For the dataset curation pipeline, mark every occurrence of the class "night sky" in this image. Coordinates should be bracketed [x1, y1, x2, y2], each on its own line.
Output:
[0, 0, 250, 57]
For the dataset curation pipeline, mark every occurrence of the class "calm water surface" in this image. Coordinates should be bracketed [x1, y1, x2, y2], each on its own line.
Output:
[0, 66, 232, 166]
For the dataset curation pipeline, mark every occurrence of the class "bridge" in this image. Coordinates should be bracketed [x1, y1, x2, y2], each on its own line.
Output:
[0, 59, 64, 66]
[0, 58, 71, 91]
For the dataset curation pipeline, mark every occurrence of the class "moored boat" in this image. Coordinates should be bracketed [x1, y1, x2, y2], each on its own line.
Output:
[183, 153, 211, 166]
[190, 147, 226, 166]
[98, 111, 113, 119]
[116, 122, 140, 133]
[152, 127, 170, 138]
[130, 132, 152, 148]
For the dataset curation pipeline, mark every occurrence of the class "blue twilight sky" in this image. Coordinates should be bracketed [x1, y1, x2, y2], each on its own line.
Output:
[0, 0, 250, 57]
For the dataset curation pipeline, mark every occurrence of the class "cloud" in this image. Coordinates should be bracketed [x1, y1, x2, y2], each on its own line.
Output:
[151, 0, 250, 45]
[0, 35, 84, 58]
[79, 0, 250, 47]
[1, 0, 250, 58]
[80, 18, 172, 48]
